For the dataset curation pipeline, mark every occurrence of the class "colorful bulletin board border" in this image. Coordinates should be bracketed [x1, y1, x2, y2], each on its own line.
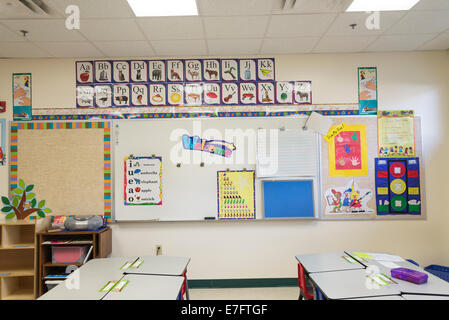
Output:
[9, 121, 111, 222]
[31, 104, 360, 122]
[217, 170, 256, 220]
[124, 156, 162, 206]
[0, 119, 6, 166]
[328, 124, 368, 177]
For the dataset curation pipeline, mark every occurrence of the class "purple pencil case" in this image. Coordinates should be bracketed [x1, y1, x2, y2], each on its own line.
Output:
[391, 267, 428, 284]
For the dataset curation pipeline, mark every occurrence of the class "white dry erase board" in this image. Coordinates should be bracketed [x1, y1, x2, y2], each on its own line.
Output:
[112, 117, 318, 221]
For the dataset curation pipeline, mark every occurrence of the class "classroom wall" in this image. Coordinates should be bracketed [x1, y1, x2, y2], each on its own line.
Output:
[0, 50, 448, 279]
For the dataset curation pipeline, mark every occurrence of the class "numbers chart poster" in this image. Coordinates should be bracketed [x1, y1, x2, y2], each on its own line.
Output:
[378, 110, 415, 157]
[217, 170, 255, 220]
[124, 156, 162, 206]
[328, 124, 368, 177]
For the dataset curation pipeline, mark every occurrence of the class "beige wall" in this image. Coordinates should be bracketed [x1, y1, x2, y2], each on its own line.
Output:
[0, 51, 448, 279]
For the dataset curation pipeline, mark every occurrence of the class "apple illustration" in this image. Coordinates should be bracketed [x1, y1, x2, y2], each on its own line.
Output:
[80, 72, 90, 82]
[135, 187, 141, 192]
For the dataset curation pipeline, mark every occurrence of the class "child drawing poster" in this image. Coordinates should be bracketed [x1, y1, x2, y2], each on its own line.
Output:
[358, 67, 377, 115]
[378, 110, 415, 157]
[217, 170, 255, 220]
[328, 124, 367, 177]
[13, 73, 32, 121]
[0, 119, 5, 165]
[325, 180, 374, 215]
[124, 156, 162, 206]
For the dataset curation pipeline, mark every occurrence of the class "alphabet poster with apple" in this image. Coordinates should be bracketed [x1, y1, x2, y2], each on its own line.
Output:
[328, 124, 367, 177]
[124, 156, 162, 206]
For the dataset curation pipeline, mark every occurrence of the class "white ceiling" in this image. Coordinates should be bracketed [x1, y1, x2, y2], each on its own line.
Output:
[0, 0, 448, 58]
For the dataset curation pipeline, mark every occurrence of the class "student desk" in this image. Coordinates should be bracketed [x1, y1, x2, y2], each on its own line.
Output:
[102, 274, 184, 300]
[344, 295, 405, 300]
[402, 294, 449, 300]
[38, 257, 136, 300]
[309, 269, 402, 300]
[296, 252, 365, 273]
[125, 256, 191, 299]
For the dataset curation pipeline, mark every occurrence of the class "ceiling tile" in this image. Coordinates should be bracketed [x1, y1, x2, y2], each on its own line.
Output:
[203, 16, 270, 39]
[326, 11, 406, 36]
[272, 0, 353, 14]
[260, 37, 319, 54]
[0, 41, 50, 58]
[207, 38, 262, 55]
[1, 19, 85, 41]
[150, 39, 208, 57]
[266, 14, 336, 38]
[313, 35, 377, 53]
[33, 41, 104, 57]
[45, 0, 135, 18]
[136, 17, 204, 40]
[365, 34, 437, 52]
[411, 0, 449, 11]
[418, 33, 449, 50]
[0, 24, 26, 41]
[198, 0, 274, 16]
[95, 41, 155, 57]
[386, 10, 449, 35]
[79, 19, 145, 41]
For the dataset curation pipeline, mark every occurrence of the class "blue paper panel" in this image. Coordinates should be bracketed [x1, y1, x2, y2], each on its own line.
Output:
[263, 180, 314, 218]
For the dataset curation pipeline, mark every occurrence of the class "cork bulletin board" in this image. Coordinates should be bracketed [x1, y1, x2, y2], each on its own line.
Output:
[320, 116, 424, 220]
[10, 121, 111, 221]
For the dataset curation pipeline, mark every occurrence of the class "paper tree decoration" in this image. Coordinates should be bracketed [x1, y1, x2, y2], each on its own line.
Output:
[1, 179, 52, 220]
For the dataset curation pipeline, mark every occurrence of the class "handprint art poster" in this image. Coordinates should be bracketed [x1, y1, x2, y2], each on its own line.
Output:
[328, 124, 367, 177]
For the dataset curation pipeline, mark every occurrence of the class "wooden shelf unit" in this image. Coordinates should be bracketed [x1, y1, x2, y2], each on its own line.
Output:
[0, 218, 50, 300]
[37, 227, 112, 297]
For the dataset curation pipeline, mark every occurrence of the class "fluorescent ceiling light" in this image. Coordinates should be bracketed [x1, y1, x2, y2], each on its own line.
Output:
[346, 0, 421, 12]
[127, 0, 198, 17]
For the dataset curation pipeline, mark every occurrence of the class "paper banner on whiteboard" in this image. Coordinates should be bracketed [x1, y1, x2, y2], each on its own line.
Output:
[328, 124, 367, 177]
[324, 180, 373, 215]
[378, 110, 415, 157]
[217, 170, 255, 220]
[124, 156, 162, 205]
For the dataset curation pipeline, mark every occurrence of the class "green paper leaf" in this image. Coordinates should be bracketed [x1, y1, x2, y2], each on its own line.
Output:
[25, 185, 34, 192]
[38, 200, 46, 208]
[31, 199, 37, 208]
[1, 206, 12, 213]
[43, 208, 52, 213]
[12, 197, 19, 207]
[37, 211, 45, 218]
[19, 179, 25, 189]
[5, 212, 16, 219]
[1, 197, 10, 205]
[26, 193, 35, 200]
[13, 188, 23, 195]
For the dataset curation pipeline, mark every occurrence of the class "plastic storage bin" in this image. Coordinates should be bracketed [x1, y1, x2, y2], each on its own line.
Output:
[52, 246, 87, 264]
[424, 265, 449, 282]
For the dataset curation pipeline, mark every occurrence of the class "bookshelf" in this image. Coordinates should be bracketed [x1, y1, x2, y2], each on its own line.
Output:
[37, 227, 112, 297]
[0, 218, 50, 300]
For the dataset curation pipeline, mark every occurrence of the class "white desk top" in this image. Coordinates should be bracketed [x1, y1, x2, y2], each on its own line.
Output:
[38, 257, 138, 300]
[403, 294, 449, 300]
[310, 269, 402, 300]
[344, 295, 405, 300]
[125, 256, 191, 276]
[102, 274, 184, 300]
[296, 252, 365, 273]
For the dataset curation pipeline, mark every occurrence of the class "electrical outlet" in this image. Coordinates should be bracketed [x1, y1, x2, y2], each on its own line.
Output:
[156, 245, 162, 256]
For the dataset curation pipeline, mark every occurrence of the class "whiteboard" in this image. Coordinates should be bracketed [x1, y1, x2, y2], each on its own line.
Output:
[113, 117, 311, 221]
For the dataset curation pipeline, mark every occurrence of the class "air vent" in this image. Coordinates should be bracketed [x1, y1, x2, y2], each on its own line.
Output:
[0, 0, 57, 18]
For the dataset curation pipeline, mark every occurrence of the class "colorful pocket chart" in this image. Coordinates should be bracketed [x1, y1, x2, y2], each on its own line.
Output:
[375, 157, 421, 215]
